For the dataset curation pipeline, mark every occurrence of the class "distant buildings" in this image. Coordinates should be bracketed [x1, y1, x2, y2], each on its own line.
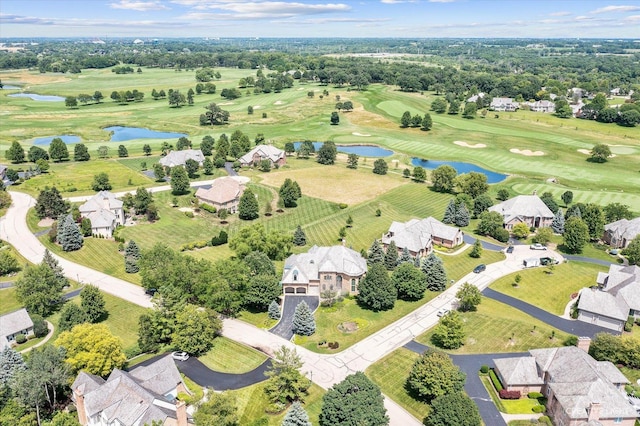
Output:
[602, 217, 640, 249]
[490, 97, 519, 112]
[159, 149, 205, 168]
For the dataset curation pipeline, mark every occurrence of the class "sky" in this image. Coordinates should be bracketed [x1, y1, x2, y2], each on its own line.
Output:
[1, 0, 639, 39]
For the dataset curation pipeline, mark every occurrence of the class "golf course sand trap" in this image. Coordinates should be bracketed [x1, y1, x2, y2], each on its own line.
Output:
[352, 132, 371, 136]
[218, 102, 234, 106]
[578, 148, 616, 157]
[253, 105, 261, 109]
[274, 101, 284, 105]
[510, 148, 544, 156]
[454, 141, 486, 148]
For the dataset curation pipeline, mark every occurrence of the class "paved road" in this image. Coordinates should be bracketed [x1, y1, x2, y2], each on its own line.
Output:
[224, 162, 238, 176]
[463, 235, 505, 252]
[270, 295, 320, 340]
[564, 254, 615, 267]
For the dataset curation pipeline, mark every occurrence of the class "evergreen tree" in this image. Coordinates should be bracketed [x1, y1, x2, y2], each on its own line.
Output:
[42, 249, 66, 287]
[170, 166, 190, 195]
[384, 241, 398, 270]
[357, 263, 397, 311]
[398, 246, 413, 265]
[80, 284, 106, 322]
[414, 255, 421, 267]
[268, 300, 281, 320]
[239, 188, 259, 220]
[117, 145, 128, 158]
[35, 187, 68, 219]
[282, 401, 312, 426]
[58, 303, 87, 332]
[421, 113, 433, 131]
[454, 203, 470, 227]
[0, 346, 25, 386]
[392, 262, 427, 300]
[292, 301, 315, 336]
[367, 240, 385, 265]
[469, 239, 482, 258]
[421, 253, 447, 291]
[293, 225, 307, 246]
[125, 240, 141, 273]
[80, 218, 92, 236]
[552, 209, 565, 234]
[319, 372, 388, 426]
[443, 199, 456, 224]
[566, 205, 582, 219]
[57, 214, 83, 252]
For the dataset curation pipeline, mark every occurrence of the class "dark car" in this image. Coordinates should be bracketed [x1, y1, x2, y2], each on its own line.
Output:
[506, 246, 514, 254]
[473, 264, 486, 273]
[539, 257, 558, 266]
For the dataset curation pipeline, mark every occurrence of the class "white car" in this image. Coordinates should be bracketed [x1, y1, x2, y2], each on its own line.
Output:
[437, 308, 450, 317]
[171, 351, 189, 361]
[530, 243, 547, 250]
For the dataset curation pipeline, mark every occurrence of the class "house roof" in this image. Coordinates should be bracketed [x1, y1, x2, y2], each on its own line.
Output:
[86, 209, 117, 229]
[577, 288, 629, 321]
[0, 308, 34, 339]
[79, 191, 123, 214]
[282, 245, 367, 285]
[382, 217, 461, 253]
[195, 176, 245, 205]
[488, 195, 554, 222]
[490, 97, 519, 106]
[239, 144, 285, 165]
[129, 354, 184, 396]
[494, 356, 544, 386]
[551, 378, 637, 420]
[578, 264, 640, 320]
[159, 149, 204, 167]
[605, 217, 640, 242]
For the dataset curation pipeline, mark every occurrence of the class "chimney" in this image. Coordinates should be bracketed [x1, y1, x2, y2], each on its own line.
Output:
[532, 189, 537, 196]
[587, 402, 601, 422]
[577, 336, 591, 353]
[176, 400, 187, 426]
[73, 389, 88, 425]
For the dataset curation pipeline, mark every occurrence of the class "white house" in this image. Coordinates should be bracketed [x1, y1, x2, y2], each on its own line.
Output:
[490, 97, 519, 112]
[159, 149, 204, 168]
[381, 217, 464, 257]
[238, 145, 286, 168]
[488, 195, 554, 230]
[0, 308, 34, 349]
[79, 191, 125, 237]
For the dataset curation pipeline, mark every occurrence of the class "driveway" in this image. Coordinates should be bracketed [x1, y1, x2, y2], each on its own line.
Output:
[224, 162, 238, 176]
[463, 235, 505, 252]
[564, 254, 615, 267]
[269, 295, 319, 340]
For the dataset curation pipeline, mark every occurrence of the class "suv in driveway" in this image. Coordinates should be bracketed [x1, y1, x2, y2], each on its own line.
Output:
[171, 351, 189, 361]
[539, 257, 558, 266]
[530, 243, 547, 250]
[505, 246, 514, 254]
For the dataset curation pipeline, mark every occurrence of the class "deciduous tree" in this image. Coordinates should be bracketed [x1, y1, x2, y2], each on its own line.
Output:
[28, 146, 49, 163]
[346, 153, 358, 169]
[319, 372, 388, 426]
[194, 392, 239, 426]
[373, 159, 388, 175]
[563, 216, 589, 253]
[264, 346, 310, 404]
[407, 349, 465, 402]
[392, 262, 426, 300]
[561, 190, 573, 206]
[55, 323, 126, 376]
[625, 236, 640, 265]
[421, 113, 433, 130]
[456, 283, 482, 312]
[432, 165, 457, 193]
[58, 303, 87, 332]
[590, 144, 612, 163]
[91, 172, 112, 191]
[412, 166, 427, 182]
[317, 141, 337, 165]
[171, 304, 222, 355]
[6, 141, 25, 163]
[425, 392, 482, 426]
[245, 274, 281, 311]
[73, 143, 90, 161]
[49, 138, 69, 162]
[456, 172, 488, 198]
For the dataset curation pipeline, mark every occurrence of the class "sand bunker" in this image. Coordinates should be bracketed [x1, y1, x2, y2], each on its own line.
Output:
[510, 148, 544, 156]
[274, 101, 284, 105]
[454, 141, 486, 149]
[218, 102, 234, 106]
[252, 105, 261, 109]
[352, 132, 371, 137]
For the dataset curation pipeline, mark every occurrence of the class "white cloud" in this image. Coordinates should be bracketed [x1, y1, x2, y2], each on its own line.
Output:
[549, 11, 571, 17]
[110, 0, 169, 11]
[590, 5, 640, 14]
[624, 14, 640, 21]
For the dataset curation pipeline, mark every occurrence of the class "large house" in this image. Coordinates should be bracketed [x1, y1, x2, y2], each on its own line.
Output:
[71, 354, 193, 426]
[381, 217, 463, 258]
[0, 308, 34, 349]
[159, 149, 204, 168]
[194, 176, 246, 214]
[488, 195, 554, 230]
[281, 245, 367, 296]
[576, 264, 640, 331]
[526, 100, 555, 113]
[494, 343, 636, 426]
[490, 97, 519, 112]
[239, 145, 286, 168]
[79, 191, 125, 237]
[603, 217, 640, 249]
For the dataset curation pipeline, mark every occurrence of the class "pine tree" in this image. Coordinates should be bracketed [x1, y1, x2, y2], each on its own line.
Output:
[357, 263, 397, 311]
[384, 241, 398, 270]
[292, 301, 315, 336]
[552, 209, 565, 234]
[124, 240, 141, 273]
[368, 240, 385, 265]
[268, 300, 281, 320]
[0, 346, 25, 386]
[414, 255, 421, 267]
[42, 249, 66, 286]
[398, 246, 413, 265]
[469, 239, 482, 258]
[293, 225, 307, 246]
[566, 205, 581, 219]
[421, 253, 447, 291]
[57, 214, 83, 252]
[282, 401, 312, 426]
[454, 203, 470, 227]
[238, 188, 259, 220]
[443, 199, 456, 224]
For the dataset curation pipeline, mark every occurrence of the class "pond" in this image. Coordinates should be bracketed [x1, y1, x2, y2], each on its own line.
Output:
[105, 126, 187, 142]
[8, 93, 66, 102]
[411, 158, 507, 184]
[33, 135, 81, 146]
[1, 85, 21, 90]
[293, 142, 393, 157]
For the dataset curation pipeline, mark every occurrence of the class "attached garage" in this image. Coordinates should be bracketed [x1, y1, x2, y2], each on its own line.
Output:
[284, 287, 295, 294]
[295, 287, 306, 294]
[577, 311, 623, 332]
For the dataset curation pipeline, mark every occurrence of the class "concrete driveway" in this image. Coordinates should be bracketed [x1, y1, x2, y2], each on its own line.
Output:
[269, 295, 319, 340]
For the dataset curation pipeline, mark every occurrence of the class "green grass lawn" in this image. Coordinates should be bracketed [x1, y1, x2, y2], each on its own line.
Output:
[198, 337, 267, 374]
[441, 248, 505, 282]
[417, 298, 573, 354]
[480, 376, 542, 414]
[0, 287, 23, 315]
[0, 242, 32, 283]
[490, 262, 607, 315]
[365, 348, 430, 421]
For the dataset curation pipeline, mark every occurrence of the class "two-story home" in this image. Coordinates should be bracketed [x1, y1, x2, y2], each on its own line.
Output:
[381, 217, 463, 258]
[238, 145, 286, 168]
[602, 217, 640, 249]
[79, 191, 125, 237]
[281, 244, 367, 296]
[490, 97, 520, 112]
[159, 149, 205, 168]
[0, 308, 34, 349]
[488, 195, 554, 231]
[194, 176, 247, 214]
[527, 100, 555, 113]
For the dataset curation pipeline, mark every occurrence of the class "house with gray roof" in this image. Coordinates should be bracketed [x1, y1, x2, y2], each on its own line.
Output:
[159, 149, 204, 168]
[79, 191, 124, 237]
[488, 195, 554, 230]
[281, 244, 367, 296]
[239, 144, 286, 168]
[195, 176, 246, 214]
[490, 97, 519, 112]
[381, 217, 463, 257]
[577, 264, 640, 331]
[494, 344, 636, 426]
[603, 217, 640, 249]
[0, 308, 34, 349]
[526, 100, 555, 113]
[71, 354, 192, 426]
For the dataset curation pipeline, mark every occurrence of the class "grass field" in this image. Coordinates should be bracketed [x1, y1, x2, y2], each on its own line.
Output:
[490, 262, 607, 315]
[0, 241, 33, 283]
[416, 298, 573, 354]
[441, 248, 505, 282]
[198, 337, 267, 374]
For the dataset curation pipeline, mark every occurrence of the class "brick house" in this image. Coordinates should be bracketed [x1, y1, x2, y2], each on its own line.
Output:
[488, 195, 554, 230]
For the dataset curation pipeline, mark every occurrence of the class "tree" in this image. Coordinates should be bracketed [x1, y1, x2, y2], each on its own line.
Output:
[268, 300, 281, 320]
[55, 323, 126, 375]
[292, 301, 316, 336]
[264, 346, 310, 404]
[456, 172, 488, 198]
[238, 188, 259, 220]
[554, 99, 573, 118]
[582, 203, 605, 241]
[425, 392, 482, 426]
[97, 145, 109, 158]
[412, 166, 427, 182]
[5, 168, 19, 182]
[229, 224, 292, 260]
[407, 349, 465, 402]
[456, 283, 482, 312]
[431, 98, 448, 113]
[91, 172, 112, 191]
[624, 236, 640, 265]
[117, 144, 128, 158]
[133, 187, 153, 215]
[293, 225, 306, 246]
[563, 216, 590, 254]
[42, 248, 66, 286]
[357, 263, 397, 311]
[368, 239, 385, 265]
[512, 222, 531, 239]
[80, 285, 106, 322]
[317, 141, 337, 165]
[203, 157, 214, 175]
[421, 113, 433, 130]
[384, 241, 398, 270]
[93, 91, 104, 103]
[153, 163, 165, 181]
[201, 135, 215, 156]
[0, 347, 25, 386]
[421, 253, 447, 292]
[448, 100, 460, 114]
[36, 157, 50, 172]
[0, 251, 19, 278]
[552, 209, 565, 234]
[454, 203, 470, 227]
[346, 153, 358, 169]
[57, 214, 83, 252]
[202, 103, 230, 125]
[373, 159, 388, 175]
[540, 192, 559, 214]
[65, 96, 77, 108]
[282, 401, 311, 426]
[48, 138, 69, 162]
[194, 392, 239, 426]
[73, 143, 90, 161]
[619, 109, 640, 127]
[319, 372, 388, 426]
[58, 303, 87, 332]
[400, 111, 411, 128]
[462, 103, 477, 118]
[28, 145, 49, 163]
[392, 262, 426, 300]
[469, 239, 482, 258]
[472, 194, 493, 218]
[443, 199, 456, 224]
[280, 178, 302, 208]
[604, 202, 633, 222]
[496, 188, 510, 201]
[245, 274, 281, 311]
[561, 190, 574, 206]
[330, 111, 339, 125]
[168, 90, 186, 107]
[398, 246, 413, 265]
[170, 166, 190, 195]
[590, 144, 612, 163]
[185, 158, 199, 178]
[431, 165, 457, 193]
[284, 142, 295, 156]
[172, 304, 222, 355]
[432, 311, 466, 349]
[477, 211, 504, 237]
[6, 141, 25, 163]
[123, 240, 141, 274]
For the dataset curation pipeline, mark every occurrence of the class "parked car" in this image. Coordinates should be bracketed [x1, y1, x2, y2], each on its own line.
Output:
[506, 246, 514, 254]
[171, 351, 189, 361]
[437, 308, 450, 317]
[473, 264, 486, 273]
[539, 257, 558, 266]
[530, 243, 547, 250]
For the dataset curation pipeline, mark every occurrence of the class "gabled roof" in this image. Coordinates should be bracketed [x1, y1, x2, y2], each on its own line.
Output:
[0, 308, 34, 338]
[605, 217, 640, 241]
[488, 195, 554, 221]
[578, 264, 640, 320]
[239, 145, 285, 165]
[159, 149, 204, 167]
[86, 209, 116, 229]
[195, 176, 245, 205]
[494, 356, 544, 386]
[282, 245, 367, 284]
[79, 191, 123, 214]
[551, 378, 637, 420]
[129, 355, 184, 396]
[382, 217, 461, 253]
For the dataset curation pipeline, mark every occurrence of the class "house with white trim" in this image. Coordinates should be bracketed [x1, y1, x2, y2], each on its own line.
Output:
[488, 195, 554, 230]
[490, 97, 519, 112]
[0, 308, 34, 349]
[159, 149, 204, 168]
[238, 145, 286, 168]
[381, 217, 463, 257]
[79, 191, 125, 237]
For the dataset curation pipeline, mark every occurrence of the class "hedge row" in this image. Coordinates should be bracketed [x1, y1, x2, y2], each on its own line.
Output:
[489, 369, 504, 392]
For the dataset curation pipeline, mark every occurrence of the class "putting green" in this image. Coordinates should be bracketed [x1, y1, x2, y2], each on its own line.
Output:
[609, 145, 637, 155]
[377, 100, 422, 117]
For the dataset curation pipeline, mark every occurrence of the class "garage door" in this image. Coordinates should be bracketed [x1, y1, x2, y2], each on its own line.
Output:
[284, 287, 295, 294]
[296, 287, 307, 294]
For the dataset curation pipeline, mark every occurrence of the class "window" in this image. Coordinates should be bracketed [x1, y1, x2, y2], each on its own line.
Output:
[322, 284, 326, 290]
[351, 279, 356, 292]
[336, 276, 342, 289]
[324, 275, 332, 281]
[614, 418, 623, 424]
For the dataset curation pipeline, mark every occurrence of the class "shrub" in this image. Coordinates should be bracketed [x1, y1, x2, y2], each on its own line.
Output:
[532, 405, 546, 413]
[200, 203, 216, 214]
[480, 365, 489, 374]
[67, 187, 77, 192]
[498, 389, 521, 399]
[538, 416, 552, 425]
[492, 227, 510, 243]
[338, 203, 348, 209]
[15, 334, 26, 344]
[624, 316, 634, 332]
[184, 211, 194, 218]
[211, 230, 228, 246]
[489, 369, 503, 392]
[528, 392, 544, 399]
[124, 345, 142, 359]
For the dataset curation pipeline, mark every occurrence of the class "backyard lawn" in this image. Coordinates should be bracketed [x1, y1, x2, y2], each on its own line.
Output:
[198, 337, 267, 374]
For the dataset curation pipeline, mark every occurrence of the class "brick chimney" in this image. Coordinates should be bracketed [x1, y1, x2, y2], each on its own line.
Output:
[176, 400, 187, 426]
[73, 389, 88, 425]
[587, 402, 601, 422]
[577, 336, 591, 353]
